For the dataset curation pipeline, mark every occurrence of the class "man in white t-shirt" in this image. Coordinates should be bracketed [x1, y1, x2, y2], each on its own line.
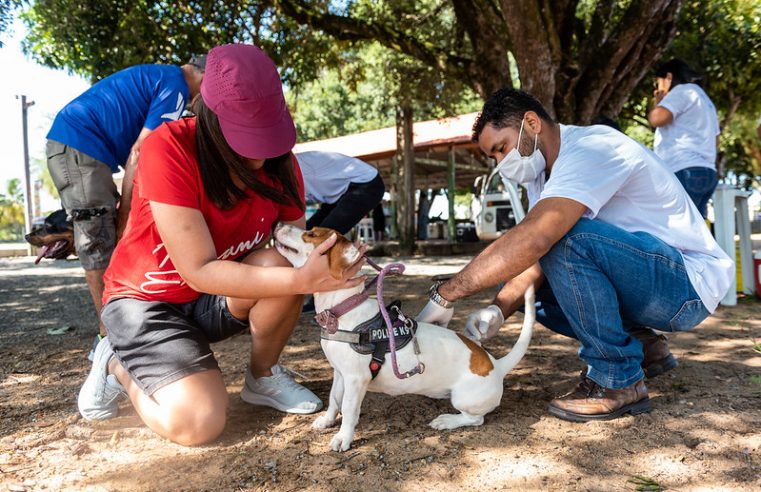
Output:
[296, 151, 385, 235]
[416, 88, 733, 423]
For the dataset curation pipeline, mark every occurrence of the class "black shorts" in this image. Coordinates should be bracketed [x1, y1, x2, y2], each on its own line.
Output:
[102, 295, 248, 395]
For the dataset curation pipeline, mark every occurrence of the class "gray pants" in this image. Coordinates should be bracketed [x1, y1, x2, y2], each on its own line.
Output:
[46, 140, 119, 270]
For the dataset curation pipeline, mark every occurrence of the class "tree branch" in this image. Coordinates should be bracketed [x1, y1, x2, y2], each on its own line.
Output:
[595, 1, 681, 121]
[451, 0, 513, 95]
[275, 0, 473, 80]
[574, 0, 682, 122]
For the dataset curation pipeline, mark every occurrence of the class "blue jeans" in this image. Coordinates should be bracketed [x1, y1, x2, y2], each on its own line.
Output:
[536, 218, 709, 389]
[674, 167, 718, 219]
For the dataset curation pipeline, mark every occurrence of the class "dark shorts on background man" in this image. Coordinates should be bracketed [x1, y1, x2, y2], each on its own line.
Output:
[306, 174, 385, 235]
[102, 294, 248, 395]
[46, 139, 119, 270]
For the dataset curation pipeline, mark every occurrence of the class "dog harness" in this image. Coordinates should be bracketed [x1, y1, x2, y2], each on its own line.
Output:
[314, 258, 424, 380]
[319, 301, 419, 379]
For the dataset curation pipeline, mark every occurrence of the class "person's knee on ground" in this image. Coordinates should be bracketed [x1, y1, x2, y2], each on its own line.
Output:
[132, 369, 228, 446]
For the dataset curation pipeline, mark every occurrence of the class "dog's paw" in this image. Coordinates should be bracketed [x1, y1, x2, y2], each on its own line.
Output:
[312, 414, 337, 429]
[329, 432, 353, 452]
[429, 413, 484, 430]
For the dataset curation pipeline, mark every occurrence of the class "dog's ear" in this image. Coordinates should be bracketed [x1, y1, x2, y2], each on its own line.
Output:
[327, 237, 361, 279]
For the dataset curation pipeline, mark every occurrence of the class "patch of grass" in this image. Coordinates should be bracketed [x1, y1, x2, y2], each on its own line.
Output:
[670, 381, 689, 393]
[750, 375, 761, 391]
[752, 340, 761, 355]
[628, 475, 664, 491]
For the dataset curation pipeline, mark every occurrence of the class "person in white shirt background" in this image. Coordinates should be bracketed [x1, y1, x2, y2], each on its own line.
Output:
[295, 151, 385, 313]
[295, 151, 385, 235]
[416, 88, 733, 423]
[648, 59, 721, 218]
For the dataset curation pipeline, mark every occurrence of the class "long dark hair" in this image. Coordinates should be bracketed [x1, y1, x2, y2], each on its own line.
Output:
[193, 96, 304, 211]
[655, 59, 704, 89]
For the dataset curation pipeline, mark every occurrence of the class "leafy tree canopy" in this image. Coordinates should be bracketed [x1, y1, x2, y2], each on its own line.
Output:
[22, 0, 680, 124]
[622, 0, 761, 186]
[19, 0, 761, 184]
[288, 42, 483, 142]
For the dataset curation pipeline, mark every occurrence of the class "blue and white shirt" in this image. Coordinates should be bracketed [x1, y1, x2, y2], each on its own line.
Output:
[47, 65, 189, 172]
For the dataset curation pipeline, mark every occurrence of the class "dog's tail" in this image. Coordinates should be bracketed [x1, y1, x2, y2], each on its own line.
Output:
[494, 284, 535, 378]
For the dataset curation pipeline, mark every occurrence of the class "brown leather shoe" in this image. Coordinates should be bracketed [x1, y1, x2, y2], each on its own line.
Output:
[548, 376, 651, 422]
[631, 328, 678, 378]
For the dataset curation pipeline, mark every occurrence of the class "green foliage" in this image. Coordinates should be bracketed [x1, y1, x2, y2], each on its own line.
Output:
[0, 179, 26, 241]
[289, 42, 482, 141]
[0, 1, 25, 47]
[32, 157, 58, 200]
[671, 0, 761, 117]
[752, 340, 761, 355]
[20, 0, 346, 84]
[623, 0, 761, 186]
[719, 114, 761, 188]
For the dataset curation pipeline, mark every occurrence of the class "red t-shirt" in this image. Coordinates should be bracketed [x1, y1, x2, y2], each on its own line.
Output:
[102, 117, 304, 305]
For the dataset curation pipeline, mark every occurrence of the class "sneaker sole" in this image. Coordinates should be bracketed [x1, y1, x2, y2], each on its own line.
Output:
[548, 397, 652, 423]
[240, 389, 323, 415]
[643, 355, 678, 379]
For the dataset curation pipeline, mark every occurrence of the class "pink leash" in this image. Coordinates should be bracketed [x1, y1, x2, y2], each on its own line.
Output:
[365, 257, 424, 379]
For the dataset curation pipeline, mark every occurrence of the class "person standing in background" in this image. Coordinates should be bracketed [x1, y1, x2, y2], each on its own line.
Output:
[46, 56, 205, 355]
[648, 59, 720, 219]
[296, 151, 385, 235]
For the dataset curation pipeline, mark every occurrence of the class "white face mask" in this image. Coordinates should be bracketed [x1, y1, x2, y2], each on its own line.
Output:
[495, 118, 546, 185]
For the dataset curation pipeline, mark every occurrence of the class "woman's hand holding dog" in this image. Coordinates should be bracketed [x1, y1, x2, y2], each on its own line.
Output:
[298, 233, 367, 293]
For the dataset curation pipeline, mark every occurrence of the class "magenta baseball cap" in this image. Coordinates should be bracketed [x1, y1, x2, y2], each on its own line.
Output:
[200, 44, 296, 159]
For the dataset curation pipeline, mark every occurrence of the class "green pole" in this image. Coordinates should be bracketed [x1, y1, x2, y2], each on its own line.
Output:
[447, 146, 456, 242]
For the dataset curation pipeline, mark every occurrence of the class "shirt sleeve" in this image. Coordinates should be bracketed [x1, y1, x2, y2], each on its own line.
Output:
[658, 85, 695, 120]
[277, 154, 306, 222]
[539, 135, 633, 218]
[143, 76, 188, 130]
[138, 126, 200, 209]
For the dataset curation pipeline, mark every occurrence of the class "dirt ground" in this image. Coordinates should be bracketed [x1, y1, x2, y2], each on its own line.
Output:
[0, 254, 760, 492]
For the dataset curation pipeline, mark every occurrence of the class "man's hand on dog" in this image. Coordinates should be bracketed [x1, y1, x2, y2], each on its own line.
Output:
[464, 305, 505, 342]
[416, 300, 454, 327]
[299, 233, 367, 293]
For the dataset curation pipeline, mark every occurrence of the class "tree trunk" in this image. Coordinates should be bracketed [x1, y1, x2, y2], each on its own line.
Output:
[395, 104, 416, 254]
[276, 0, 684, 125]
[720, 90, 742, 130]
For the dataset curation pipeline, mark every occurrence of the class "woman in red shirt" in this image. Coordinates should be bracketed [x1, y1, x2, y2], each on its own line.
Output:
[77, 44, 365, 445]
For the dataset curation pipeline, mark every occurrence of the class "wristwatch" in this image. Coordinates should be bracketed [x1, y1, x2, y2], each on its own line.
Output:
[429, 281, 454, 308]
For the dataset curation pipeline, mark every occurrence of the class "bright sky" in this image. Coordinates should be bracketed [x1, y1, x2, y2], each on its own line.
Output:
[0, 19, 89, 194]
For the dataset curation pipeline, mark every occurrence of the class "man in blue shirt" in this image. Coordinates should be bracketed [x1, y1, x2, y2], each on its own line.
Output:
[46, 56, 205, 351]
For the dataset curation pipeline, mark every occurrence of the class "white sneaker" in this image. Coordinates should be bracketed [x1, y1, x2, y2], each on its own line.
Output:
[241, 364, 323, 414]
[77, 336, 125, 421]
[87, 334, 104, 362]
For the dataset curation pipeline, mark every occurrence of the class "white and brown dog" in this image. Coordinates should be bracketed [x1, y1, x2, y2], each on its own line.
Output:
[274, 224, 535, 452]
